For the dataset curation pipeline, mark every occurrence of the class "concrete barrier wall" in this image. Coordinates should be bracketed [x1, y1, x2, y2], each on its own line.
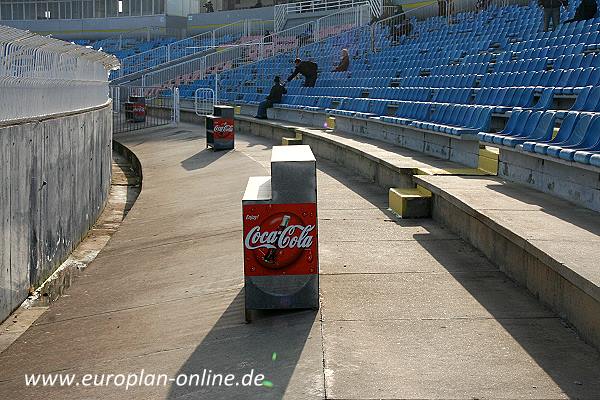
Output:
[499, 149, 600, 213]
[0, 103, 113, 322]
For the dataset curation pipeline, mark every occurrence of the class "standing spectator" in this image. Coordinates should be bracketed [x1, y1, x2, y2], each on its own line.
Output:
[438, 0, 447, 17]
[287, 58, 318, 87]
[255, 76, 287, 120]
[538, 0, 568, 31]
[333, 49, 350, 72]
[204, 0, 214, 13]
[565, 0, 597, 22]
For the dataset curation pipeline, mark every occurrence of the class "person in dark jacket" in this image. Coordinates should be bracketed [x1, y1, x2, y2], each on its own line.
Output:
[333, 49, 349, 72]
[566, 0, 597, 22]
[287, 58, 318, 87]
[255, 76, 287, 119]
[204, 0, 214, 12]
[539, 0, 568, 31]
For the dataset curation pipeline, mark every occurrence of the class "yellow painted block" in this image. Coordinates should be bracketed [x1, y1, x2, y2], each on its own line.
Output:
[478, 146, 499, 175]
[479, 147, 499, 159]
[234, 106, 241, 115]
[282, 137, 302, 145]
[326, 116, 336, 129]
[389, 186, 432, 218]
[415, 167, 486, 176]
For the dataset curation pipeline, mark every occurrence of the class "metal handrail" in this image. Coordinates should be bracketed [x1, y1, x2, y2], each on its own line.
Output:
[142, 5, 368, 87]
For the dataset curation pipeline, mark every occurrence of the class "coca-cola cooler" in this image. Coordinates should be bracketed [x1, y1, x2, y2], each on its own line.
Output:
[242, 145, 318, 322]
[206, 105, 234, 151]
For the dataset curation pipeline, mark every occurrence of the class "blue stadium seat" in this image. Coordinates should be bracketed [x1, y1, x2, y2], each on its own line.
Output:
[524, 112, 594, 155]
[556, 116, 600, 160]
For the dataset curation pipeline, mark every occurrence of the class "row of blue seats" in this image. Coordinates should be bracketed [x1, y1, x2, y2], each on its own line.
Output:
[430, 63, 489, 76]
[277, 96, 336, 111]
[480, 68, 600, 91]
[230, 83, 600, 118]
[314, 77, 391, 88]
[399, 75, 476, 89]
[371, 87, 431, 102]
[380, 103, 492, 137]
[475, 87, 536, 108]
[480, 110, 600, 166]
[326, 98, 389, 119]
[508, 31, 600, 52]
[553, 53, 600, 70]
[433, 88, 472, 104]
[494, 58, 548, 73]
[289, 87, 366, 98]
[513, 43, 585, 60]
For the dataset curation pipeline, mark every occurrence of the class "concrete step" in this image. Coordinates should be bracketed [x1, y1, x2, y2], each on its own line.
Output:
[389, 186, 432, 218]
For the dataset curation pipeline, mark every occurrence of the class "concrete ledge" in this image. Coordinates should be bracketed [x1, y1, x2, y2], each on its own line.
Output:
[238, 104, 482, 168]
[415, 174, 600, 350]
[236, 115, 487, 190]
[236, 113, 600, 351]
[496, 146, 600, 213]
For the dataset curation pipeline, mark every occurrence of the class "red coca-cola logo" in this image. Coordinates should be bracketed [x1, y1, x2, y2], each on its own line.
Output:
[214, 124, 233, 133]
[213, 118, 234, 139]
[243, 203, 318, 276]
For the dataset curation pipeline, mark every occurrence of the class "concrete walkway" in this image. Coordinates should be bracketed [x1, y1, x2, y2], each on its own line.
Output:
[0, 123, 599, 400]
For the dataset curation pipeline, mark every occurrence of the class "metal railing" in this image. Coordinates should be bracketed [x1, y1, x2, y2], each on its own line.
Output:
[0, 25, 118, 123]
[90, 26, 175, 51]
[195, 88, 217, 116]
[117, 19, 267, 79]
[274, 0, 371, 31]
[369, 0, 517, 51]
[142, 5, 369, 88]
[110, 85, 177, 133]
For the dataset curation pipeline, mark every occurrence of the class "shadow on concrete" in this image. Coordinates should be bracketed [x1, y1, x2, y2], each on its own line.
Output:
[243, 132, 600, 396]
[167, 290, 318, 400]
[412, 234, 600, 398]
[181, 148, 231, 171]
[483, 179, 600, 236]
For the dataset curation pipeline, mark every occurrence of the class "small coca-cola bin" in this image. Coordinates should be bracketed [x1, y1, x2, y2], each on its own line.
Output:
[125, 96, 146, 123]
[242, 145, 319, 322]
[206, 105, 234, 151]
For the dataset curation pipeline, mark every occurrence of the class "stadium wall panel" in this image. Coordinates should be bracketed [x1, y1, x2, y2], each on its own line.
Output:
[0, 103, 112, 322]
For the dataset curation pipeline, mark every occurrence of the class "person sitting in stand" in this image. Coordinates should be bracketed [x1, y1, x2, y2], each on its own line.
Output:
[204, 0, 214, 12]
[565, 0, 597, 22]
[287, 58, 318, 87]
[255, 76, 287, 120]
[333, 49, 350, 72]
